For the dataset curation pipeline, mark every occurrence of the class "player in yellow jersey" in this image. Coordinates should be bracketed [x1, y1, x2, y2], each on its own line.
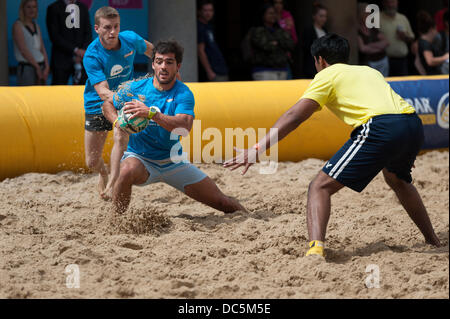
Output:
[224, 33, 441, 258]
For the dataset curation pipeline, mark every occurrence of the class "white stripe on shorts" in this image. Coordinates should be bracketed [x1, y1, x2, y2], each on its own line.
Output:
[329, 119, 372, 179]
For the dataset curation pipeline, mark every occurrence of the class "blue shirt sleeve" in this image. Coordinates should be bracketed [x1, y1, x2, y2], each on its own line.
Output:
[174, 85, 195, 118]
[122, 30, 147, 55]
[113, 81, 137, 110]
[83, 53, 106, 86]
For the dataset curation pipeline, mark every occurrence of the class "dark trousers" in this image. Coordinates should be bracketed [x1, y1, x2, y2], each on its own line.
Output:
[51, 64, 88, 85]
[388, 57, 409, 76]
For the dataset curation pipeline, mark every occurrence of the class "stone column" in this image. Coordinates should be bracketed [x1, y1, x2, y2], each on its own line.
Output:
[320, 0, 359, 64]
[0, 1, 8, 85]
[148, 0, 198, 82]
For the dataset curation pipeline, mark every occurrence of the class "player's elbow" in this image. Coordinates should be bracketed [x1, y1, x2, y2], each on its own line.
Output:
[181, 121, 193, 136]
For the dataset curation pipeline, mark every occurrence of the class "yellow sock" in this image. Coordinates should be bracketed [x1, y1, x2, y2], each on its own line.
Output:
[305, 240, 325, 257]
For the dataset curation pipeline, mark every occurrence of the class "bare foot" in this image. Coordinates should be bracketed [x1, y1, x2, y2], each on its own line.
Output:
[98, 173, 109, 200]
[425, 236, 441, 247]
[101, 186, 113, 201]
[101, 177, 118, 201]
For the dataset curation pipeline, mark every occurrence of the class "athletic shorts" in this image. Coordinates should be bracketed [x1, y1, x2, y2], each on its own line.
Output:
[85, 113, 113, 132]
[323, 113, 424, 192]
[122, 151, 207, 193]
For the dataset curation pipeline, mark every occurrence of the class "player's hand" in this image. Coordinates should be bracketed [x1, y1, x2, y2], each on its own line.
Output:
[223, 147, 258, 175]
[123, 99, 149, 120]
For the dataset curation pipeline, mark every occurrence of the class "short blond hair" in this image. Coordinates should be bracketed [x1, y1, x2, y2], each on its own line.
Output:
[19, 0, 38, 23]
[94, 6, 120, 26]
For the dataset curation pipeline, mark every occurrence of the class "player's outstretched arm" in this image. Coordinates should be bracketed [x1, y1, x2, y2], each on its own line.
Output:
[223, 98, 319, 175]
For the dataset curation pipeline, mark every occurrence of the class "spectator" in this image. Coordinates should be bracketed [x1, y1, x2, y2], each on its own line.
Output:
[435, 0, 448, 33]
[46, 0, 92, 85]
[411, 39, 427, 75]
[250, 4, 295, 81]
[302, 2, 328, 78]
[12, 0, 50, 86]
[357, 3, 390, 76]
[273, 0, 298, 44]
[439, 10, 449, 74]
[197, 0, 228, 82]
[380, 0, 415, 76]
[273, 0, 298, 79]
[417, 10, 449, 75]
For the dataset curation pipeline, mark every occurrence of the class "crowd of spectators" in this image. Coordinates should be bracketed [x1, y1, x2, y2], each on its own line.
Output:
[11, 0, 450, 86]
[197, 0, 449, 81]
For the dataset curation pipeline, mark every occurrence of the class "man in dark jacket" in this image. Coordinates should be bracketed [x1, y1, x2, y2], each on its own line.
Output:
[46, 0, 92, 85]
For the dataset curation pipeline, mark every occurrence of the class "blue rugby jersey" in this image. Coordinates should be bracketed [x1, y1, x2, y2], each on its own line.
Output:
[113, 77, 195, 160]
[83, 31, 147, 114]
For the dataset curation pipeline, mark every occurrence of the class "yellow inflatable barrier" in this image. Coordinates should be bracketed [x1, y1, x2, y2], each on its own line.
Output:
[0, 75, 447, 180]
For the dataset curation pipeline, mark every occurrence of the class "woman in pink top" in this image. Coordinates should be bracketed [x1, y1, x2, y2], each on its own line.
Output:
[273, 0, 297, 79]
[273, 0, 298, 44]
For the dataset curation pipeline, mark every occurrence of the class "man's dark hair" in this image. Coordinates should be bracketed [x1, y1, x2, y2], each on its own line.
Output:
[197, 0, 213, 11]
[310, 33, 350, 65]
[312, 2, 327, 16]
[152, 39, 184, 64]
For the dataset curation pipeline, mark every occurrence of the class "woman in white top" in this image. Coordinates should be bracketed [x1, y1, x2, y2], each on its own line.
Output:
[12, 0, 50, 85]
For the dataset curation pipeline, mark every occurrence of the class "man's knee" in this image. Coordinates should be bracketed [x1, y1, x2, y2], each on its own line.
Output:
[85, 153, 102, 170]
[118, 160, 148, 186]
[118, 163, 136, 184]
[308, 172, 342, 196]
[383, 169, 408, 191]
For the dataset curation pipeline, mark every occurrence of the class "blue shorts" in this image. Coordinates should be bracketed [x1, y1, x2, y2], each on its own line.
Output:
[122, 152, 207, 193]
[323, 113, 424, 192]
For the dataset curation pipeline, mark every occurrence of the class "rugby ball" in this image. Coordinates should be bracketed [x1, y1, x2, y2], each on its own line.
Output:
[117, 108, 149, 134]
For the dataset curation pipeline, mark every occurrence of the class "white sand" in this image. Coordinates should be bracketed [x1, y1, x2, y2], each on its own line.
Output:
[0, 150, 448, 298]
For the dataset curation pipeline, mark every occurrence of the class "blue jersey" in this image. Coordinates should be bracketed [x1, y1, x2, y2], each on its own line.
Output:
[83, 30, 147, 114]
[113, 77, 195, 160]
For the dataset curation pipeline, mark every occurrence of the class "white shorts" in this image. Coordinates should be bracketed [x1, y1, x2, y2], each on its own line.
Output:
[122, 152, 207, 193]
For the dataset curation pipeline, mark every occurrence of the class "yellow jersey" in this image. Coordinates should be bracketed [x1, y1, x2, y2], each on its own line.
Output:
[301, 64, 416, 128]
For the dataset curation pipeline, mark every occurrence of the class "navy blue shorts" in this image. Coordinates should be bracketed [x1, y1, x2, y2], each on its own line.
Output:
[85, 113, 113, 132]
[322, 113, 424, 192]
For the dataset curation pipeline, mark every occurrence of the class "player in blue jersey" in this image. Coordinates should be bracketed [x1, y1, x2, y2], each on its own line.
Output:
[102, 39, 246, 214]
[83, 6, 154, 199]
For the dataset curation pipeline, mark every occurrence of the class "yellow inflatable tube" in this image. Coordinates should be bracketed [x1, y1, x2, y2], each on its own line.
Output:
[0, 76, 444, 180]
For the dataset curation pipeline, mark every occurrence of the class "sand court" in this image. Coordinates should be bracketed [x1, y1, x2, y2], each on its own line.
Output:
[0, 150, 448, 298]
